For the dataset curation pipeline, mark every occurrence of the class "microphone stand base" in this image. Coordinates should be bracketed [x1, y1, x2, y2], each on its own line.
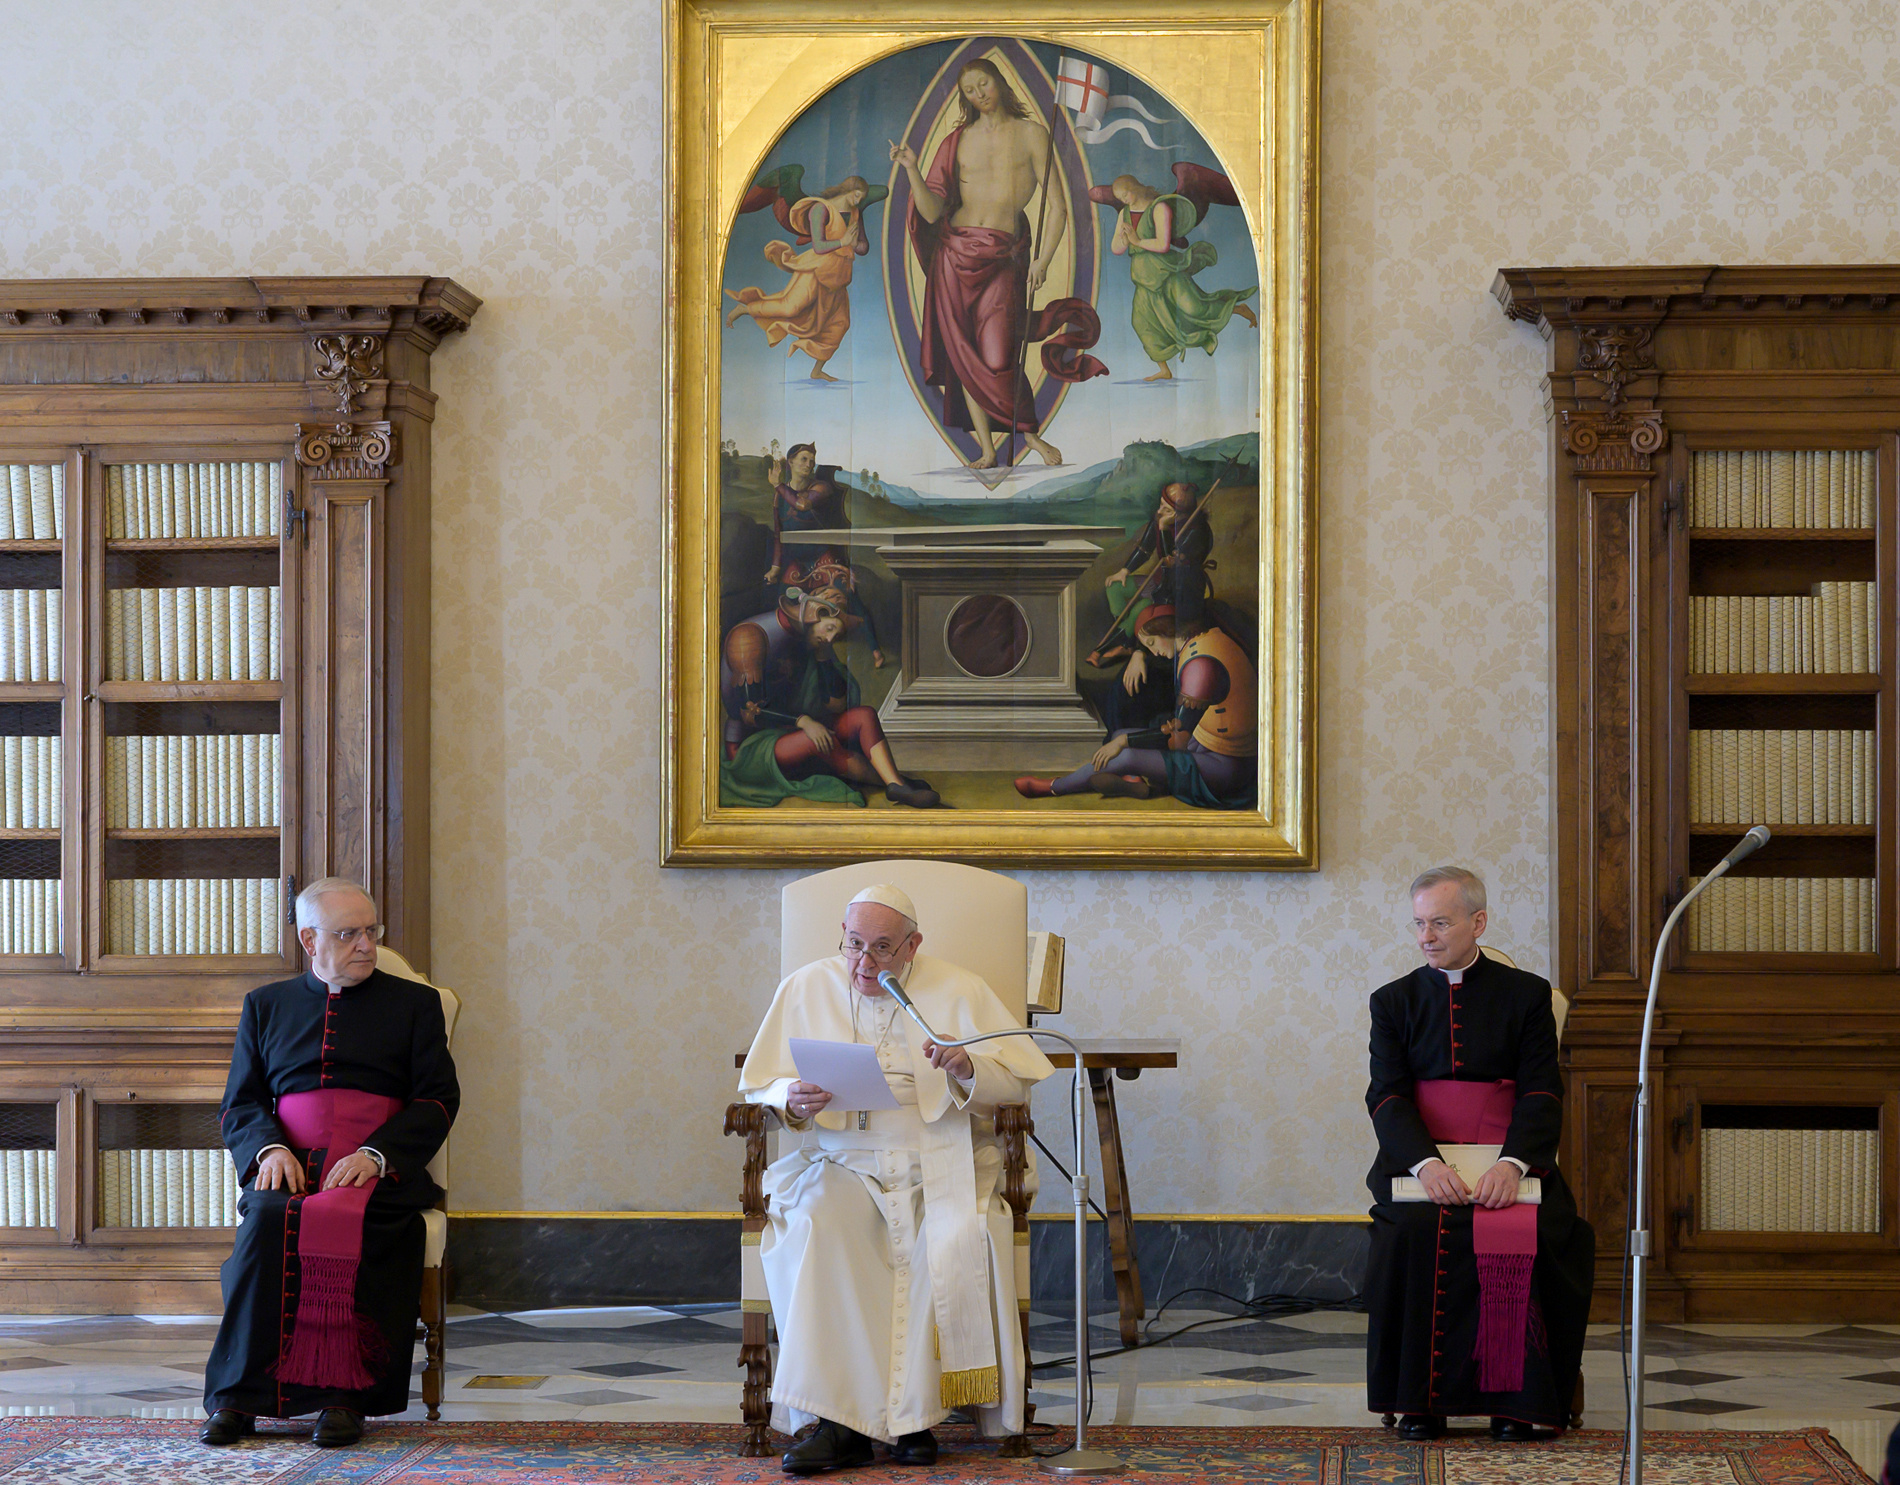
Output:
[1039, 1449, 1126, 1476]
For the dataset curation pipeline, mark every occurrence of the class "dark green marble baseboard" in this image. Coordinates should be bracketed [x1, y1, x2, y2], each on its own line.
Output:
[445, 1214, 1369, 1309]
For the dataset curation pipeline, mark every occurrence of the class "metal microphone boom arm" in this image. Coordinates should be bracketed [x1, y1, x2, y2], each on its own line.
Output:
[1625, 824, 1768, 1485]
[875, 971, 1122, 1477]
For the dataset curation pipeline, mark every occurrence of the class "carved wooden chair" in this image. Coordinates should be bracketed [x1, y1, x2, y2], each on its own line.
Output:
[377, 945, 459, 1421]
[724, 860, 1042, 1458]
[1379, 944, 1583, 1430]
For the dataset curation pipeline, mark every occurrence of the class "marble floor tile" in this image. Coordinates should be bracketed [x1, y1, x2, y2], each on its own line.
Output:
[0, 1307, 1889, 1478]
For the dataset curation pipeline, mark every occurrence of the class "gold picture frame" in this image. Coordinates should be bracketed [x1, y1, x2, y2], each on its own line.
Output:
[663, 0, 1318, 868]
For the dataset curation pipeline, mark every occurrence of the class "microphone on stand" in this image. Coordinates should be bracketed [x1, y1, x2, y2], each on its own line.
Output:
[873, 968, 1123, 1475]
[1718, 824, 1771, 870]
[876, 970, 923, 1023]
[1624, 824, 1769, 1485]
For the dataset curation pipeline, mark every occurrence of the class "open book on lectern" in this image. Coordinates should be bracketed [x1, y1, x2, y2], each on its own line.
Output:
[1389, 1143, 1543, 1204]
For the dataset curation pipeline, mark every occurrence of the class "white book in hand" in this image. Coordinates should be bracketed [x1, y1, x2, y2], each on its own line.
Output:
[1389, 1143, 1543, 1203]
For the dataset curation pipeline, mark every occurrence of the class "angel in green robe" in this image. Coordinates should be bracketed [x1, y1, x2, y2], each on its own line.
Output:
[1103, 169, 1258, 382]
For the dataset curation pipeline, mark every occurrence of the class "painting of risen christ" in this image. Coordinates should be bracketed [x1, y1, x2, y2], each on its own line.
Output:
[893, 55, 1105, 469]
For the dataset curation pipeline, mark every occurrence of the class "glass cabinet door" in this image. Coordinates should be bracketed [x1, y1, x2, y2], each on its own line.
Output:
[96, 459, 288, 964]
[95, 1101, 237, 1230]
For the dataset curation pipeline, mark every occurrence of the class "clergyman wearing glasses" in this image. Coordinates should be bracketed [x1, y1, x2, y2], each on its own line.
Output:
[200, 877, 459, 1450]
[739, 883, 1051, 1475]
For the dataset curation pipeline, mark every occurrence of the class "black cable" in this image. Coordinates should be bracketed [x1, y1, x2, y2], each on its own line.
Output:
[1030, 1284, 1364, 1371]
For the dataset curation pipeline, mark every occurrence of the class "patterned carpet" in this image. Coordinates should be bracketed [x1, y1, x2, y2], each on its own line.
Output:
[0, 1419, 1872, 1484]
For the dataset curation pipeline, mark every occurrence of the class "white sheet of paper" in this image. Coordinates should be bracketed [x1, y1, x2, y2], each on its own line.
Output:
[790, 1038, 901, 1112]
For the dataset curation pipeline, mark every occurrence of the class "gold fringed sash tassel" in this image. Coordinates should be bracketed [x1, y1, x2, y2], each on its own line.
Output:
[940, 1364, 1000, 1409]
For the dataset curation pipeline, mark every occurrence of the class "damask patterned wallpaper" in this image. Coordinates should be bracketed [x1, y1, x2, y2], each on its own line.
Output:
[6, 0, 1897, 1214]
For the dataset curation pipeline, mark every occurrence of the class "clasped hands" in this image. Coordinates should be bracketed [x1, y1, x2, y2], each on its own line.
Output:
[1417, 1157, 1521, 1209]
[255, 1147, 382, 1195]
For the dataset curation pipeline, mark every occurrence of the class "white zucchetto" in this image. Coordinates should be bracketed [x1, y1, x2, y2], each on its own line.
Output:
[847, 883, 918, 924]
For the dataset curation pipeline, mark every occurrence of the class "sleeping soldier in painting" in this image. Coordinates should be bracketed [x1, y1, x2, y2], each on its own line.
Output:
[719, 586, 938, 809]
[1081, 479, 1213, 742]
[1364, 867, 1594, 1439]
[1018, 604, 1255, 808]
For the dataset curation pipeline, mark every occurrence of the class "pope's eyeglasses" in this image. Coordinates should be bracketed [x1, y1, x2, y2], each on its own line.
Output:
[839, 936, 909, 964]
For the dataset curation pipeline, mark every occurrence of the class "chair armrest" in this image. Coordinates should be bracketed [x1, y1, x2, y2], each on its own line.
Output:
[724, 1102, 775, 1225]
[995, 1102, 1033, 1223]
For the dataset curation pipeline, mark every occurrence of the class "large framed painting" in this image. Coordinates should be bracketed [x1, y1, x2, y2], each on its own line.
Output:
[664, 0, 1318, 868]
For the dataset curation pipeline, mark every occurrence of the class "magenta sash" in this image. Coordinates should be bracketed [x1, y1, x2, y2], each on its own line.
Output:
[1415, 1079, 1538, 1394]
[269, 1089, 401, 1390]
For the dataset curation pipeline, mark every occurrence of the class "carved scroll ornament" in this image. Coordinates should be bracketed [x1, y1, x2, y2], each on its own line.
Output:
[295, 420, 398, 479]
[313, 333, 385, 415]
[1563, 324, 1667, 471]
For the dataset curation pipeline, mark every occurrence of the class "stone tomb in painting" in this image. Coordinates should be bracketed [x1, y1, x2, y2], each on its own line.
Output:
[785, 524, 1119, 772]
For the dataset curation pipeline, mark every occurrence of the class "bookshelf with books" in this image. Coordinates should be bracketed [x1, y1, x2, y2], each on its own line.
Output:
[1497, 265, 1900, 1322]
[0, 277, 477, 1310]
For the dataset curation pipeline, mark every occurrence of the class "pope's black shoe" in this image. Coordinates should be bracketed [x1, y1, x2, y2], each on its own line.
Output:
[1397, 1414, 1445, 1440]
[1490, 1417, 1536, 1442]
[885, 780, 941, 809]
[199, 1410, 254, 1446]
[782, 1419, 875, 1475]
[313, 1408, 364, 1448]
[890, 1429, 938, 1465]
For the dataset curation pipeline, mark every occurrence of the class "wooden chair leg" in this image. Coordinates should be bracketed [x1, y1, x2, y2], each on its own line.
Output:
[419, 1263, 445, 1421]
[1569, 1370, 1585, 1429]
[738, 1307, 774, 1456]
[727, 1102, 776, 1458]
[996, 1102, 1034, 1459]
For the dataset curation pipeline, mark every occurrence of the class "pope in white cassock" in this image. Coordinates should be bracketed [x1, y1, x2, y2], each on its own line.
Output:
[739, 883, 1054, 1475]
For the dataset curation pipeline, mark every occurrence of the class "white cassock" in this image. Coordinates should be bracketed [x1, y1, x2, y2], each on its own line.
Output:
[738, 952, 1054, 1442]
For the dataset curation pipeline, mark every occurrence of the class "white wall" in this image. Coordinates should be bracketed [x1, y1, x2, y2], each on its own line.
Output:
[7, 0, 1896, 1215]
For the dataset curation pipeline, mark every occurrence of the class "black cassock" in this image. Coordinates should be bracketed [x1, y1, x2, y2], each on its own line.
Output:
[205, 969, 459, 1418]
[1363, 953, 1594, 1426]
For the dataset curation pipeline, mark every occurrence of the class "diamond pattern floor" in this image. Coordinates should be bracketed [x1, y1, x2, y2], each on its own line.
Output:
[0, 1305, 1888, 1478]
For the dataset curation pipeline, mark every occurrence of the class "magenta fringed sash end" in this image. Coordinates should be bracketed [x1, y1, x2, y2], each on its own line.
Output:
[1415, 1078, 1540, 1394]
[270, 1089, 402, 1392]
[1472, 1205, 1538, 1392]
[272, 1252, 383, 1389]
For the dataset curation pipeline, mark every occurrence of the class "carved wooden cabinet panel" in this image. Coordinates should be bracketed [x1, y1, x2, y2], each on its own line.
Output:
[1501, 266, 1900, 1320]
[0, 279, 477, 1309]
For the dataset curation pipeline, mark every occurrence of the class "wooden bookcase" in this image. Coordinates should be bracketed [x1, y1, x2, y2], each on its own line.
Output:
[1497, 266, 1900, 1321]
[0, 278, 477, 1310]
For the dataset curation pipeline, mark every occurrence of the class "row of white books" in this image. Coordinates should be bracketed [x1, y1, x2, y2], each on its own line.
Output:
[105, 878, 281, 956]
[1701, 1126, 1879, 1233]
[105, 734, 281, 830]
[1688, 729, 1874, 826]
[1690, 449, 1877, 530]
[1684, 875, 1876, 953]
[0, 590, 61, 682]
[106, 462, 281, 542]
[0, 881, 60, 955]
[0, 1149, 55, 1226]
[104, 586, 280, 682]
[0, 466, 63, 542]
[98, 1147, 239, 1228]
[0, 736, 59, 830]
[1687, 584, 1878, 673]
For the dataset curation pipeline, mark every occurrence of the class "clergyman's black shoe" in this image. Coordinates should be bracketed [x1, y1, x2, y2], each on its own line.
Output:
[890, 1429, 938, 1465]
[1397, 1414, 1446, 1440]
[313, 1408, 364, 1448]
[1490, 1416, 1536, 1441]
[199, 1409, 254, 1446]
[782, 1418, 875, 1475]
